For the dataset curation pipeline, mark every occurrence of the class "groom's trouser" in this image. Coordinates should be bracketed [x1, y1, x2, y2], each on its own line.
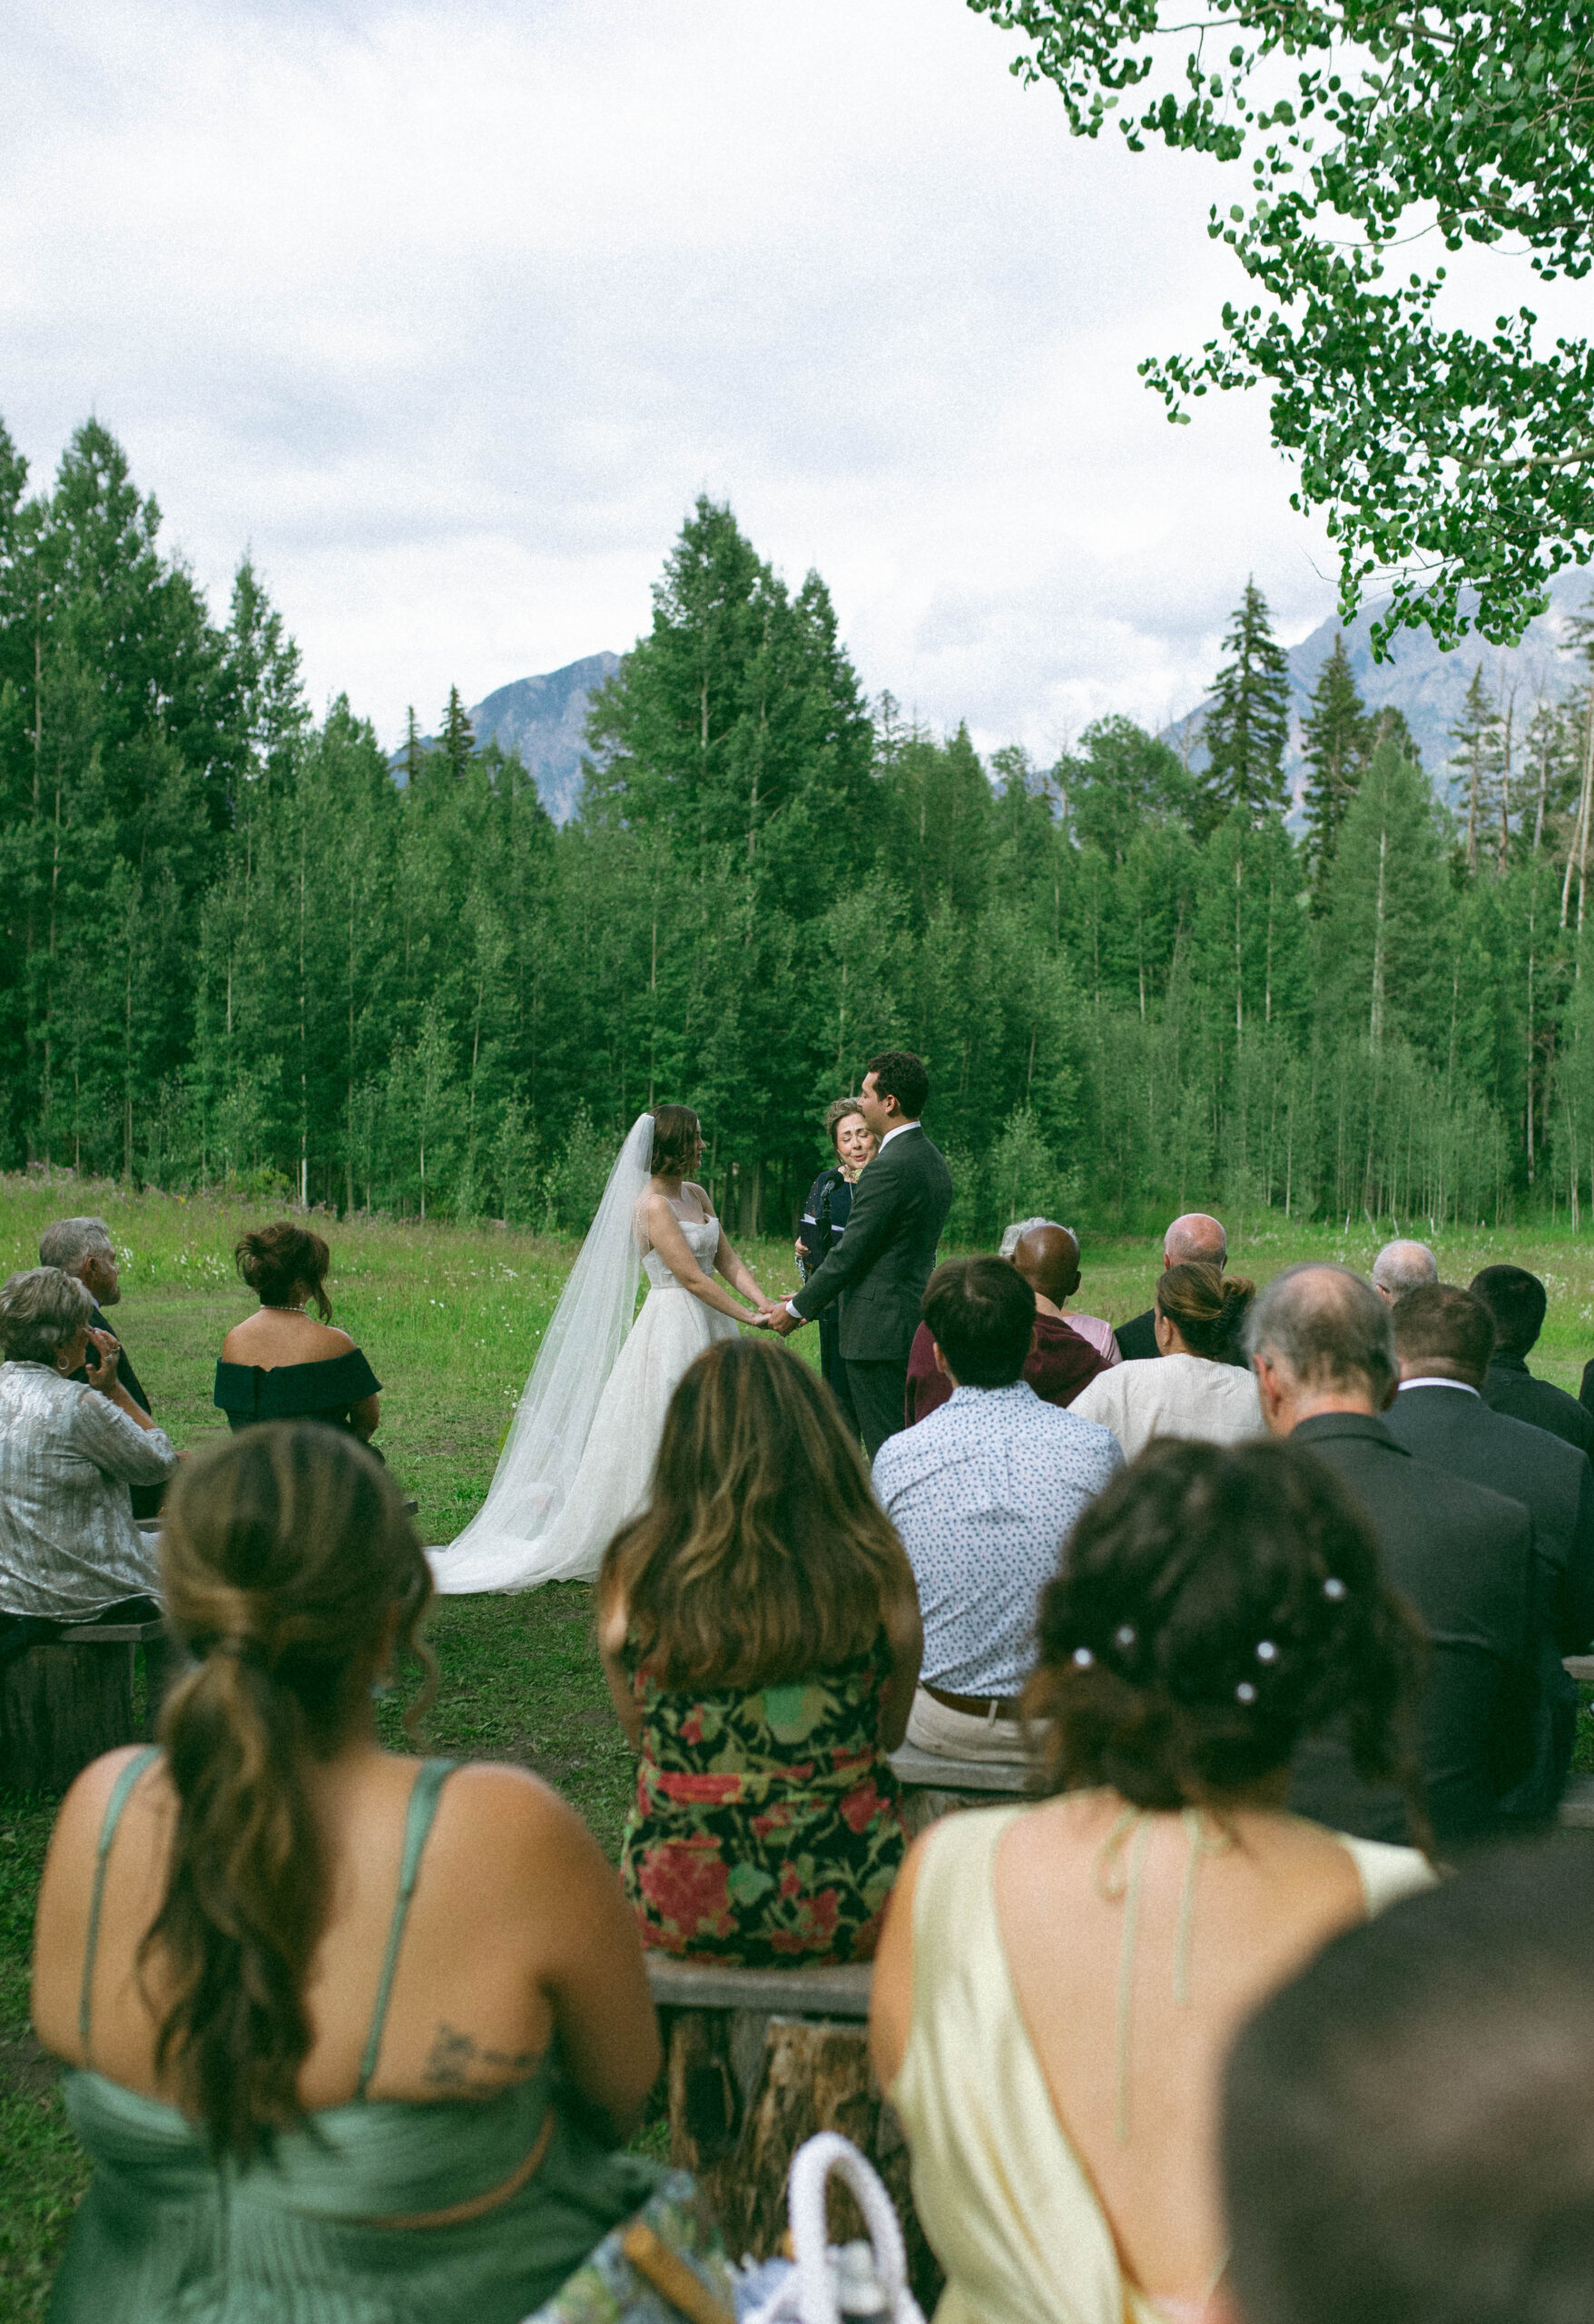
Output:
[845, 1357, 910, 1462]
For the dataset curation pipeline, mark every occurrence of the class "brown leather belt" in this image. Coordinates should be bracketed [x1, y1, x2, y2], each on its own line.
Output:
[924, 1680, 1021, 1719]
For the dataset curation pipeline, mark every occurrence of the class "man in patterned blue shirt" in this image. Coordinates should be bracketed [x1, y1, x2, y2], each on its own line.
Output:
[873, 1256, 1124, 1763]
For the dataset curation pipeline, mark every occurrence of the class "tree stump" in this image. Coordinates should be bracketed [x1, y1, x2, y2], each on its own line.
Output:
[648, 1959, 942, 2312]
[0, 1622, 171, 1795]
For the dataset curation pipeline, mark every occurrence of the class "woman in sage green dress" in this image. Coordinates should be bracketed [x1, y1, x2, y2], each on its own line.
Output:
[32, 1423, 662, 2323]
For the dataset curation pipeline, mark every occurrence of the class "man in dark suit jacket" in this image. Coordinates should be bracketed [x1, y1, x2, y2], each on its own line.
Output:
[40, 1214, 161, 1521]
[1385, 1282, 1594, 1822]
[771, 1049, 952, 1456]
[1115, 1211, 1227, 1361]
[1471, 1263, 1594, 1454]
[1249, 1263, 1536, 1850]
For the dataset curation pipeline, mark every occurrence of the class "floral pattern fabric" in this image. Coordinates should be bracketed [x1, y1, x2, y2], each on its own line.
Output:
[619, 1637, 908, 1965]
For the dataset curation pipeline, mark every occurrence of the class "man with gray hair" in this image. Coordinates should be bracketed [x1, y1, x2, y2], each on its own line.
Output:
[1370, 1237, 1438, 1303]
[1115, 1211, 1227, 1361]
[1247, 1262, 1537, 1849]
[37, 1217, 157, 1515]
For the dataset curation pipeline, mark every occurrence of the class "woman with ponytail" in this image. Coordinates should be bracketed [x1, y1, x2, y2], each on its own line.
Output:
[32, 1424, 661, 2324]
[1071, 1263, 1265, 1461]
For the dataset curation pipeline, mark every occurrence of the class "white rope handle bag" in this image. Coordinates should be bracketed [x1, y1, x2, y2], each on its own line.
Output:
[741, 2132, 926, 2324]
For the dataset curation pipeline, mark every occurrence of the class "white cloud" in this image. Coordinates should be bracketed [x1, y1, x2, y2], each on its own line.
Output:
[4, 0, 1422, 757]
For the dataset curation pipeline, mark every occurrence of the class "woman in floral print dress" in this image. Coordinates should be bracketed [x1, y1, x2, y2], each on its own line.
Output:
[599, 1338, 922, 1965]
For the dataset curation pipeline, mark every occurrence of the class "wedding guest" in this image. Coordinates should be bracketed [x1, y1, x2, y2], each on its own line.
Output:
[870, 1439, 1432, 2324]
[40, 1216, 162, 1521]
[1370, 1236, 1437, 1303]
[32, 1424, 661, 2324]
[599, 1337, 921, 1963]
[796, 1097, 878, 1433]
[999, 1218, 1122, 1369]
[1470, 1263, 1594, 1453]
[1115, 1212, 1227, 1360]
[904, 1225, 1105, 1426]
[879, 1257, 1121, 1763]
[0, 1267, 174, 1670]
[1248, 1264, 1537, 1848]
[214, 1224, 382, 1440]
[1072, 1263, 1263, 1460]
[1387, 1282, 1594, 1822]
[1224, 1843, 1594, 2324]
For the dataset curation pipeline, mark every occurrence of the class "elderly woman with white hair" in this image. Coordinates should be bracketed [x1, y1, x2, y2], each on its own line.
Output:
[0, 1267, 176, 1668]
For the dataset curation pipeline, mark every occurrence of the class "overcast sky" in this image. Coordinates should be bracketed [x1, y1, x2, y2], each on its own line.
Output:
[1, 0, 1487, 758]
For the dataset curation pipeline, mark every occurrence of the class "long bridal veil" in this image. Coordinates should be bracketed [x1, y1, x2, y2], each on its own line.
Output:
[428, 1111, 654, 1594]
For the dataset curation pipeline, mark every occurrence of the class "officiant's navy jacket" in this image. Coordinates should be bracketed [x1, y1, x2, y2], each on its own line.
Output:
[790, 1124, 952, 1364]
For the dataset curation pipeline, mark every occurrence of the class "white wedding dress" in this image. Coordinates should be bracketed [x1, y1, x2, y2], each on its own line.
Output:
[428, 1112, 744, 1593]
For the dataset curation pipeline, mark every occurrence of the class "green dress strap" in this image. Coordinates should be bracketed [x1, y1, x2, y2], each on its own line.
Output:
[356, 1758, 457, 2101]
[79, 1746, 161, 2063]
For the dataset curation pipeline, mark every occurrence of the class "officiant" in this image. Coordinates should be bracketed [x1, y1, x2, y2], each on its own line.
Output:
[795, 1098, 878, 1433]
[772, 1051, 952, 1457]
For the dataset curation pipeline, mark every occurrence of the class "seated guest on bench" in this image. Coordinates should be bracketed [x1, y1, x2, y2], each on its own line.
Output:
[999, 1219, 1122, 1369]
[1224, 1844, 1594, 2324]
[870, 1439, 1432, 2324]
[906, 1227, 1107, 1426]
[40, 1215, 163, 1521]
[215, 1223, 382, 1441]
[0, 1267, 175, 1671]
[599, 1337, 921, 1965]
[876, 1256, 1122, 1765]
[1469, 1262, 1594, 1453]
[32, 1424, 661, 2324]
[1072, 1263, 1263, 1461]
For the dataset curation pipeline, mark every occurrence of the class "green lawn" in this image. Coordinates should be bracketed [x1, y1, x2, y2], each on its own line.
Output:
[4, 1178, 1594, 2315]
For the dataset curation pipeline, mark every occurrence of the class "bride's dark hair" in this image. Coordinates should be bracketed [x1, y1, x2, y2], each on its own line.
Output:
[650, 1106, 701, 1179]
[600, 1339, 911, 1690]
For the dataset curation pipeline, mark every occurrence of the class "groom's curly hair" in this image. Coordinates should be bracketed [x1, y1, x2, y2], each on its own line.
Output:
[598, 1339, 913, 1691]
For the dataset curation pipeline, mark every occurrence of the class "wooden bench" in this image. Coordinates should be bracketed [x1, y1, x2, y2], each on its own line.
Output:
[645, 1955, 940, 2308]
[0, 1620, 176, 1795]
[888, 1741, 1032, 1836]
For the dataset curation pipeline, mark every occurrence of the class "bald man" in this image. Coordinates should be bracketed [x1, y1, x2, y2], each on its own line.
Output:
[1372, 1238, 1438, 1303]
[1115, 1211, 1227, 1362]
[904, 1229, 1107, 1425]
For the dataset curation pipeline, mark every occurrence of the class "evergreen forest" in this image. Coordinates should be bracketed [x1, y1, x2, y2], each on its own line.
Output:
[5, 416, 1594, 1245]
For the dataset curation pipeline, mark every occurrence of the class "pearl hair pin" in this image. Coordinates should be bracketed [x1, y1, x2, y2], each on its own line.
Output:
[1235, 1681, 1257, 1705]
[1072, 1647, 1095, 1668]
[1323, 1577, 1347, 1600]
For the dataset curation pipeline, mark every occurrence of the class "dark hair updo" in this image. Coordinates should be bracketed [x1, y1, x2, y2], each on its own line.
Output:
[1026, 1439, 1425, 1818]
[1156, 1260, 1255, 1363]
[650, 1105, 702, 1179]
[236, 1224, 332, 1320]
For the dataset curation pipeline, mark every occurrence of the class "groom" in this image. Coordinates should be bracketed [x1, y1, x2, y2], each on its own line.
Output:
[767, 1050, 952, 1457]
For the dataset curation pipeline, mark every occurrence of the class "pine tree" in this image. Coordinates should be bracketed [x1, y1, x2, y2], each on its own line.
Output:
[402, 705, 426, 789]
[1447, 664, 1498, 877]
[1300, 633, 1369, 890]
[439, 686, 476, 781]
[1199, 578, 1292, 828]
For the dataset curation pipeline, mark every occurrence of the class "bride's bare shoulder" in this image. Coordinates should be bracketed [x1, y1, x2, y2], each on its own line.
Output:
[683, 1181, 714, 1216]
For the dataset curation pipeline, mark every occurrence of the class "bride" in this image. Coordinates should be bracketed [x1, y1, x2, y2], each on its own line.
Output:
[428, 1105, 774, 1592]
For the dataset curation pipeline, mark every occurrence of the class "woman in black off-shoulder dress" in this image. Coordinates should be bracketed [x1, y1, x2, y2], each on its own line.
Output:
[213, 1223, 383, 1443]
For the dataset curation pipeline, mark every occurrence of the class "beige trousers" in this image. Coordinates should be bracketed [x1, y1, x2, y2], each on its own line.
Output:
[906, 1685, 1028, 1765]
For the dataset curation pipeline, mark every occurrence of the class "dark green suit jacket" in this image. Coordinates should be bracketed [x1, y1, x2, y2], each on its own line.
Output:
[790, 1125, 952, 1364]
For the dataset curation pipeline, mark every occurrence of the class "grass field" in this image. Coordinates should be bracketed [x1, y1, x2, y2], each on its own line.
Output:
[5, 1177, 1594, 2315]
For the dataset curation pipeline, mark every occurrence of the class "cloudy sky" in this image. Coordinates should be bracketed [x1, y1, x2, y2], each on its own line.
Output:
[1, 0, 1459, 756]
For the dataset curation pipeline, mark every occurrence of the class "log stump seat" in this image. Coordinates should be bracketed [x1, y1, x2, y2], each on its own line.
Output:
[0, 1620, 175, 1795]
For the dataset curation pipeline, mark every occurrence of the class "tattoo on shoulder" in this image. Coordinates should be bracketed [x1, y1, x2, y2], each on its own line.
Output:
[422, 2022, 539, 2092]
